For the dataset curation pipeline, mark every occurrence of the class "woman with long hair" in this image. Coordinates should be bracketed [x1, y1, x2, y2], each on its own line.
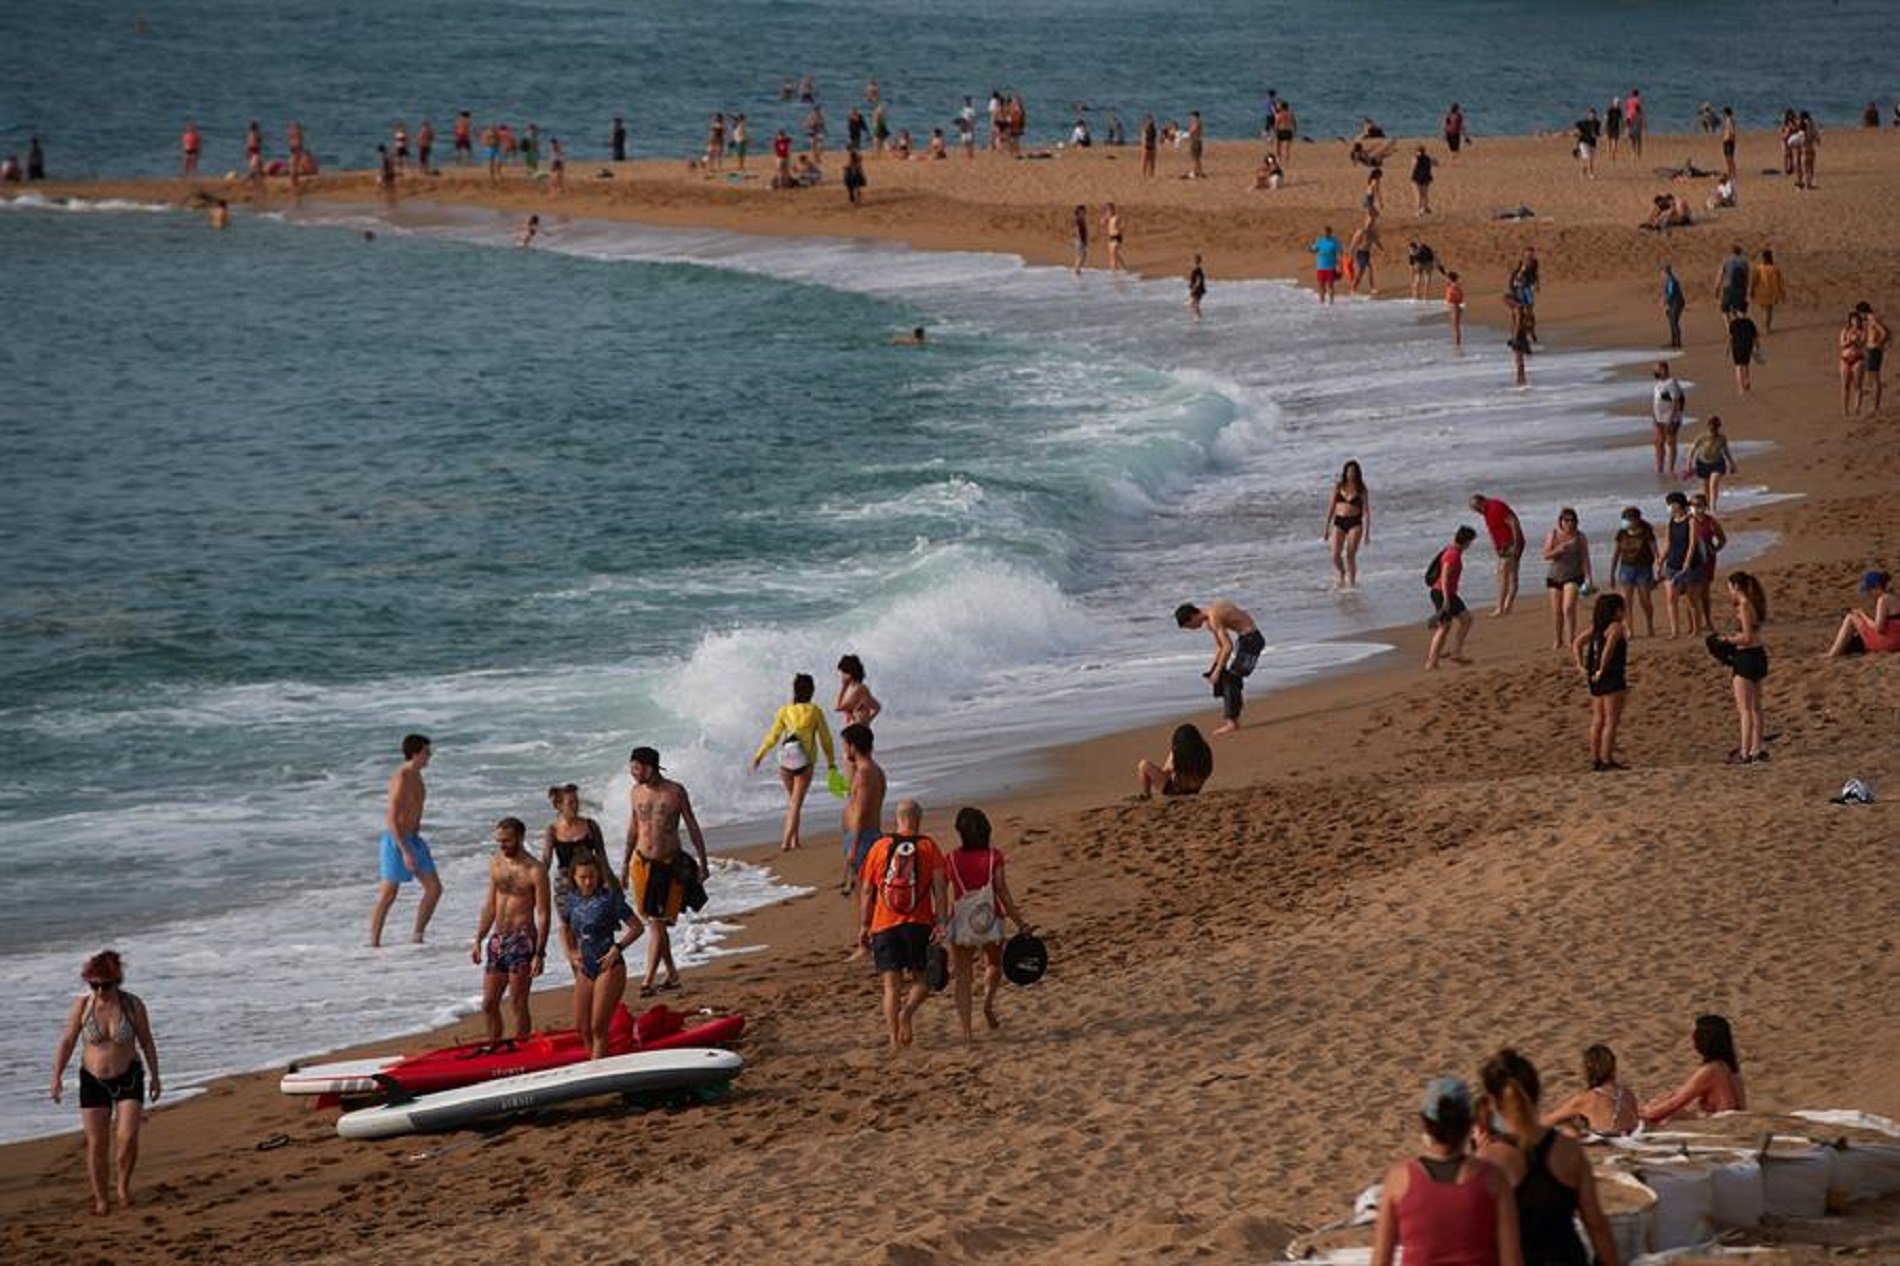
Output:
[1540, 1045, 1640, 1136]
[1642, 1014, 1746, 1125]
[541, 783, 614, 943]
[1136, 723, 1214, 798]
[50, 950, 162, 1214]
[1323, 460, 1371, 588]
[944, 807, 1028, 1040]
[1716, 572, 1769, 763]
[559, 855, 639, 1058]
[1572, 592, 1630, 771]
[752, 673, 838, 850]
[835, 654, 883, 727]
[1542, 508, 1594, 649]
[1477, 1048, 1620, 1266]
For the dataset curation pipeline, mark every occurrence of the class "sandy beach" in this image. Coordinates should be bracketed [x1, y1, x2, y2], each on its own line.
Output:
[5, 127, 1899, 1263]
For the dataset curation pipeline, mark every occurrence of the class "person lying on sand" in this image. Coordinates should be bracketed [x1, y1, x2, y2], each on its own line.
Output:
[1824, 569, 1900, 655]
[1658, 159, 1717, 180]
[1640, 193, 1693, 231]
[1349, 139, 1397, 167]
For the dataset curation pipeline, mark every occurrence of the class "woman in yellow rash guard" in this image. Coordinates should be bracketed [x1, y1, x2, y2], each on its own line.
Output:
[752, 673, 838, 851]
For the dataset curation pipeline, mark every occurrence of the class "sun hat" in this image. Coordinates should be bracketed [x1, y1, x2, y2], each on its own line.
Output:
[1001, 929, 1048, 986]
[1421, 1077, 1472, 1121]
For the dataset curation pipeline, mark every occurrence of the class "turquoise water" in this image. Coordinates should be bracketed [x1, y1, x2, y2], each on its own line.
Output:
[0, 0, 1821, 1141]
[3, 0, 1891, 177]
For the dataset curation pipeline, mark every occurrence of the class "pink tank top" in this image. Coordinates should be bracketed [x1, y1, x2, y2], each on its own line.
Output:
[1396, 1158, 1500, 1266]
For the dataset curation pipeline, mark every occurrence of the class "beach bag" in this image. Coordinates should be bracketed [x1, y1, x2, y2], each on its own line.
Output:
[878, 836, 924, 916]
[948, 850, 1003, 947]
[775, 731, 811, 772]
[925, 943, 950, 992]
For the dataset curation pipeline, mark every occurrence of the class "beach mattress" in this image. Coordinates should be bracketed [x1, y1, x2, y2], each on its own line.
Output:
[281, 1006, 744, 1096]
[335, 1047, 743, 1140]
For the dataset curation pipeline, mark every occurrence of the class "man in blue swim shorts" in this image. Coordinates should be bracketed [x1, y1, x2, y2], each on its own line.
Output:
[369, 733, 444, 947]
[839, 722, 886, 897]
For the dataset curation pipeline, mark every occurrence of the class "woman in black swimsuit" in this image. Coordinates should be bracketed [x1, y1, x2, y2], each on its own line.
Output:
[50, 949, 163, 1214]
[1324, 460, 1371, 588]
[1572, 593, 1630, 771]
[1477, 1048, 1620, 1266]
[542, 783, 616, 947]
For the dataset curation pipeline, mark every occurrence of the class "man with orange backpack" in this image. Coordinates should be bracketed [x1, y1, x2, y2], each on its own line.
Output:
[857, 799, 949, 1051]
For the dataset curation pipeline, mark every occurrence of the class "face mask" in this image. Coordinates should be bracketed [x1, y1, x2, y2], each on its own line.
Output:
[1621, 516, 1636, 530]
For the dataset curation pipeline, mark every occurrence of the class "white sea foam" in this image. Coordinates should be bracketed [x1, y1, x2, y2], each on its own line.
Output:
[0, 193, 176, 214]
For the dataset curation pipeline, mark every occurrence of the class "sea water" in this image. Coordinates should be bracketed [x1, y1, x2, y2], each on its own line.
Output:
[2, 0, 1891, 179]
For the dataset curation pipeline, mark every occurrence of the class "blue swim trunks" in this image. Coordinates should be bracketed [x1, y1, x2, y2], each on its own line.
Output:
[843, 827, 882, 872]
[380, 831, 436, 884]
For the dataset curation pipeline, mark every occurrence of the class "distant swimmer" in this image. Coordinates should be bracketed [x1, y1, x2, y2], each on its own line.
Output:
[621, 747, 709, 997]
[471, 817, 549, 1042]
[207, 199, 229, 230]
[1173, 599, 1265, 735]
[369, 733, 443, 947]
[891, 326, 925, 346]
[517, 214, 539, 248]
[839, 722, 886, 897]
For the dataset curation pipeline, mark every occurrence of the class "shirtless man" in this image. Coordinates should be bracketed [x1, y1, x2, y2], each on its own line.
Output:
[839, 723, 886, 896]
[1101, 203, 1126, 272]
[621, 747, 709, 996]
[1173, 600, 1266, 735]
[1859, 302, 1889, 413]
[369, 733, 444, 947]
[1186, 111, 1205, 179]
[471, 817, 550, 1041]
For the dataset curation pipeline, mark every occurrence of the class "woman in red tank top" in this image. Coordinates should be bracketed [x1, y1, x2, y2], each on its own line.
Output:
[1372, 1077, 1522, 1266]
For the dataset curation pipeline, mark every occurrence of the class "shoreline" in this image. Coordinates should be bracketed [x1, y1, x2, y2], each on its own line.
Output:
[6, 127, 1899, 1263]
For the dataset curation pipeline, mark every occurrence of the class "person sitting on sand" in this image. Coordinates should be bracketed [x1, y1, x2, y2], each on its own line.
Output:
[1641, 193, 1693, 231]
[1136, 723, 1214, 799]
[1477, 1048, 1620, 1266]
[1825, 570, 1900, 655]
[1254, 152, 1284, 190]
[1642, 1013, 1746, 1125]
[1541, 1044, 1641, 1136]
[1371, 1077, 1524, 1266]
[1705, 175, 1736, 210]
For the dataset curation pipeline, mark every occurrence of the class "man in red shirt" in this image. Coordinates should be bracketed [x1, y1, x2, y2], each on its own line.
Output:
[1426, 526, 1478, 669]
[857, 799, 949, 1050]
[1469, 493, 1525, 615]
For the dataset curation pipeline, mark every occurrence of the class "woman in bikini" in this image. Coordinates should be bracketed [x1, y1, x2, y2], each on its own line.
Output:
[1542, 508, 1593, 649]
[1541, 1044, 1640, 1136]
[1642, 1014, 1746, 1125]
[1716, 571, 1769, 764]
[542, 783, 615, 951]
[50, 949, 162, 1214]
[1324, 460, 1372, 588]
[1136, 723, 1214, 799]
[835, 654, 882, 727]
[943, 807, 1028, 1041]
[1840, 310, 1867, 416]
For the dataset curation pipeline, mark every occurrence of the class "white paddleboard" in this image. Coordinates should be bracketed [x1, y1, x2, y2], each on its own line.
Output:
[336, 1047, 743, 1140]
[280, 1055, 401, 1096]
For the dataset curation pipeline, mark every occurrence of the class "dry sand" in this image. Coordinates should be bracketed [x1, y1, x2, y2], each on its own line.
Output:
[4, 128, 1899, 1264]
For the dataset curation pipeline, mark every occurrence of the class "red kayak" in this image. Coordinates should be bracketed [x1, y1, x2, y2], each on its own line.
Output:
[284, 1006, 747, 1101]
[384, 1005, 747, 1095]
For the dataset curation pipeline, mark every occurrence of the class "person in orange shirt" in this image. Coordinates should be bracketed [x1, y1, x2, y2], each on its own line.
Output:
[857, 799, 949, 1051]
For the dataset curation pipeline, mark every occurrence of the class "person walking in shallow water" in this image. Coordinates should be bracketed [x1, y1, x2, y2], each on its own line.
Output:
[1324, 460, 1371, 588]
[50, 950, 162, 1215]
[370, 733, 443, 947]
[753, 673, 838, 851]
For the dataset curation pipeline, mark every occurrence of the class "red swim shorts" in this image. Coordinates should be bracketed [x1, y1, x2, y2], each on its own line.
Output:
[1316, 268, 1339, 285]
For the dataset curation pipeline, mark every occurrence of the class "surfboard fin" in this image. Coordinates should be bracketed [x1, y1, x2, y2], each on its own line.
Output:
[372, 1073, 416, 1106]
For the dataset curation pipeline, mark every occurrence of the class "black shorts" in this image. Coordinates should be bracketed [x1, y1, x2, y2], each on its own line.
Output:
[1867, 346, 1886, 374]
[1430, 591, 1467, 624]
[1731, 646, 1770, 682]
[870, 923, 930, 973]
[79, 1061, 145, 1110]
